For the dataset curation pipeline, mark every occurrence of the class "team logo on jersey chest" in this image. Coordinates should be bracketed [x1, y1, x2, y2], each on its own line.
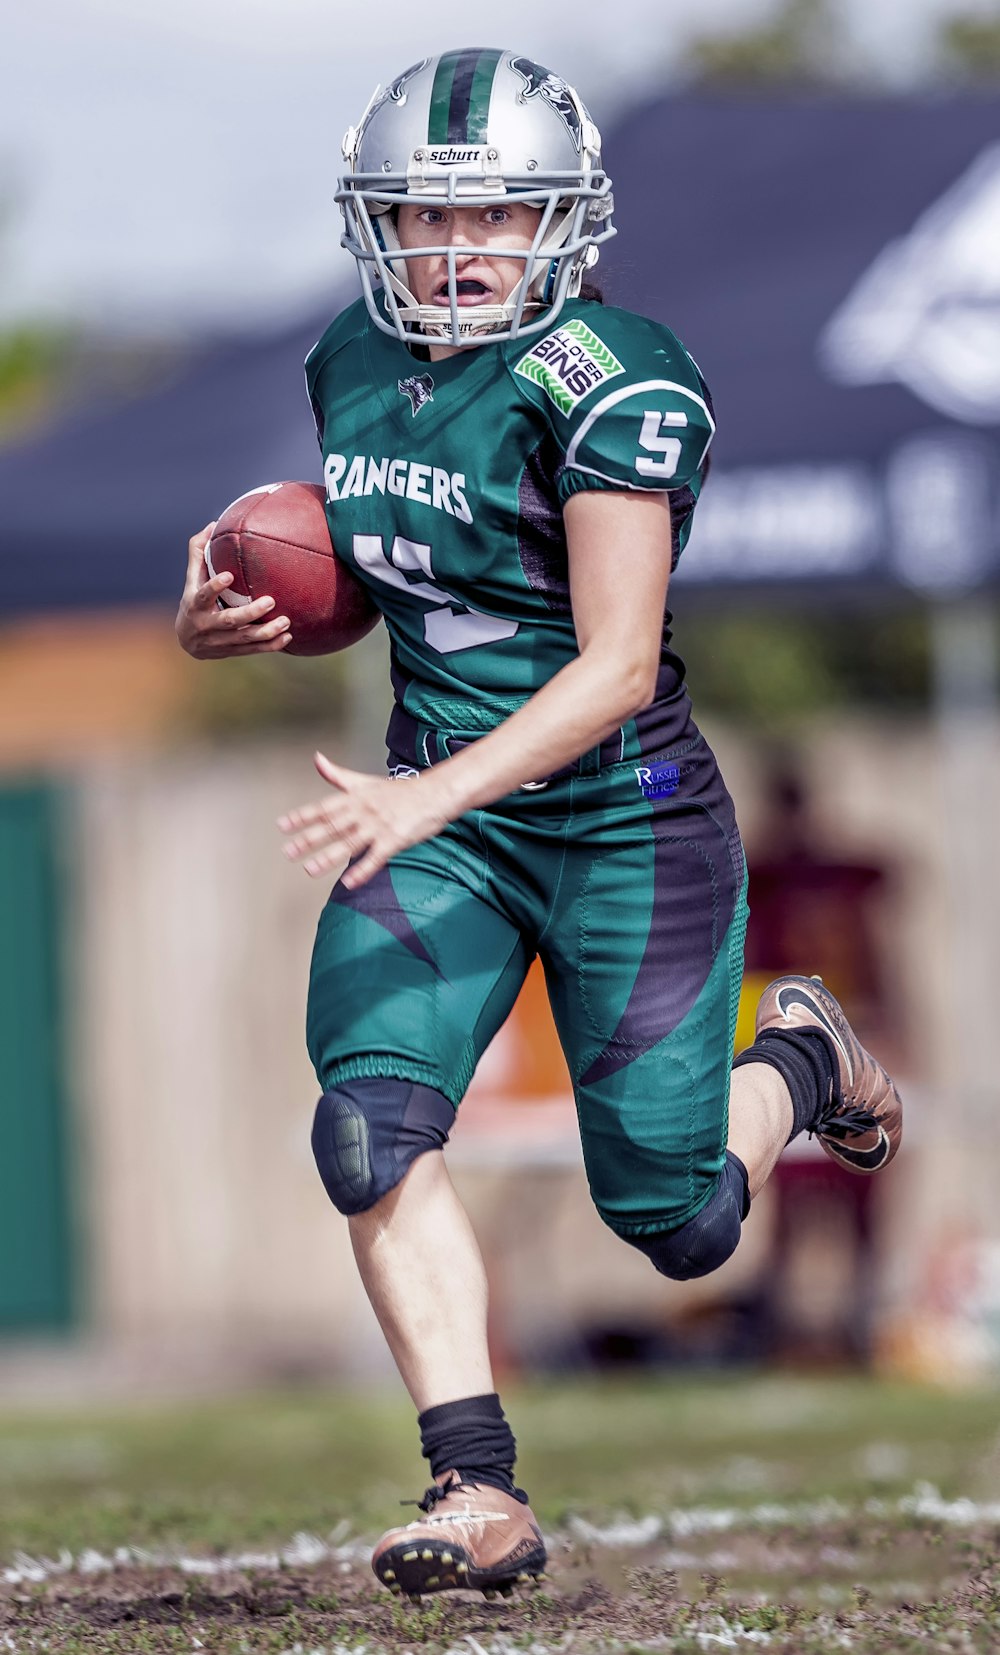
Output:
[514, 318, 624, 415]
[398, 373, 435, 416]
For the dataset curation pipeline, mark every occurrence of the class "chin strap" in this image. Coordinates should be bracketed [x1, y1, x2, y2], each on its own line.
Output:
[398, 302, 543, 340]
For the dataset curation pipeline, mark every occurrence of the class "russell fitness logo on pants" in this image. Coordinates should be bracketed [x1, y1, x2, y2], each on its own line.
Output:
[635, 762, 680, 800]
[514, 319, 624, 414]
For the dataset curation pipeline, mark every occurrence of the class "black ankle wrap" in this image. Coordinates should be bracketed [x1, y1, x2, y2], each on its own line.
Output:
[732, 1027, 838, 1142]
[417, 1392, 526, 1502]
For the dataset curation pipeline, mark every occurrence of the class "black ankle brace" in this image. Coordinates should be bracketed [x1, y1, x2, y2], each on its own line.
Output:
[417, 1392, 526, 1502]
[732, 1027, 838, 1143]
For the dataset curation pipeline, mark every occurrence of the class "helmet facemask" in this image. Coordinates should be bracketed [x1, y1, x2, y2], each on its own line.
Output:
[336, 51, 615, 348]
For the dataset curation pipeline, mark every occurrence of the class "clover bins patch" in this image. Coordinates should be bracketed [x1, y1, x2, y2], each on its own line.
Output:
[515, 319, 624, 415]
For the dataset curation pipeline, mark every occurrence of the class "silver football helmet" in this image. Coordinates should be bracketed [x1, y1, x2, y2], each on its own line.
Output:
[337, 49, 615, 347]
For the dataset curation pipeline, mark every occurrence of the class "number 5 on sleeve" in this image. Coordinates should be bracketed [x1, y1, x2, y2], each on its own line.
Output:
[635, 410, 688, 480]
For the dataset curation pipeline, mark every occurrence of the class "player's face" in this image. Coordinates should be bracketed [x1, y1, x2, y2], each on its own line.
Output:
[396, 202, 544, 312]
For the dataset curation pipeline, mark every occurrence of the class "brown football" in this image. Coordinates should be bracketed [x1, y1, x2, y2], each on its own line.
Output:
[206, 481, 381, 657]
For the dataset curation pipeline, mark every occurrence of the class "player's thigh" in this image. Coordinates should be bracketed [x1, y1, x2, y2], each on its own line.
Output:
[307, 823, 530, 1106]
[544, 786, 748, 1236]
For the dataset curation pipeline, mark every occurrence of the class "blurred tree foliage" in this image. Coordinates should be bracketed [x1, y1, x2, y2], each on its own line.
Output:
[184, 649, 355, 738]
[683, 0, 849, 89]
[682, 0, 1000, 89]
[0, 325, 71, 437]
[939, 11, 1000, 79]
[0, 172, 72, 436]
[676, 606, 936, 724]
[183, 624, 392, 741]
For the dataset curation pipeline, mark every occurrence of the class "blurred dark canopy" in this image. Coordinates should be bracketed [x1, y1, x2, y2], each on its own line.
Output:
[0, 316, 329, 616]
[2, 93, 999, 616]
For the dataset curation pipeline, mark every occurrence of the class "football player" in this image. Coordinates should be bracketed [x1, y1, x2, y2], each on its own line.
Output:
[176, 49, 902, 1601]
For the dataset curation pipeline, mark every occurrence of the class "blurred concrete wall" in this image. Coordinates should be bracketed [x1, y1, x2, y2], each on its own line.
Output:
[71, 745, 405, 1381]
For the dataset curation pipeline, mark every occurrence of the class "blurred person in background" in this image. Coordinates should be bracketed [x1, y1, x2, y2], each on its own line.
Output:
[744, 760, 904, 1363]
[175, 49, 902, 1603]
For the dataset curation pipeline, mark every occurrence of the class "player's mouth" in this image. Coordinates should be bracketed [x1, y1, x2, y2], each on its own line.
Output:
[433, 277, 495, 307]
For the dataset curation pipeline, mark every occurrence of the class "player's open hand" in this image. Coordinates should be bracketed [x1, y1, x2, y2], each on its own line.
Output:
[175, 524, 293, 658]
[278, 752, 451, 888]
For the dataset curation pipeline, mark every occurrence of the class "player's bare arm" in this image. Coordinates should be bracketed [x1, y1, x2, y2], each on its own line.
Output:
[279, 489, 671, 886]
[175, 524, 293, 658]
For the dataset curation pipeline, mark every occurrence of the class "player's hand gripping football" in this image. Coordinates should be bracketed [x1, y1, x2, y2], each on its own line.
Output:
[175, 525, 293, 658]
[279, 753, 451, 888]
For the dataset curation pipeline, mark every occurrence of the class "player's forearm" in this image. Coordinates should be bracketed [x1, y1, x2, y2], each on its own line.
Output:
[426, 643, 656, 816]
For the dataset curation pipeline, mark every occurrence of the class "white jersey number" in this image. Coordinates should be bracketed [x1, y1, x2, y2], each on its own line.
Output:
[635, 409, 688, 480]
[352, 534, 518, 655]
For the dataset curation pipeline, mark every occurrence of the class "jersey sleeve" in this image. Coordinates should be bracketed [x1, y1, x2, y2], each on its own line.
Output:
[305, 331, 331, 448]
[304, 298, 369, 449]
[511, 306, 715, 503]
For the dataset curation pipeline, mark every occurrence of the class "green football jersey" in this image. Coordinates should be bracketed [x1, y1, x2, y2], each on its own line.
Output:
[305, 296, 714, 739]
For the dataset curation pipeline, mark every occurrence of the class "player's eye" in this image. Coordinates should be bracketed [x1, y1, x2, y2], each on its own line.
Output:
[419, 209, 446, 226]
[484, 208, 511, 225]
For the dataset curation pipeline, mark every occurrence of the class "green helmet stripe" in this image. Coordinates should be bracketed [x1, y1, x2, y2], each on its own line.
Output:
[428, 48, 502, 144]
[428, 53, 460, 142]
[464, 49, 502, 142]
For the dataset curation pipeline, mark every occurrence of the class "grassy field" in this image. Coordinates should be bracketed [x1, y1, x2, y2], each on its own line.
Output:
[1, 1372, 999, 1652]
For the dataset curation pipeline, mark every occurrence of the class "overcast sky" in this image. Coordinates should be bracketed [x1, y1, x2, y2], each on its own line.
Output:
[2, 0, 984, 335]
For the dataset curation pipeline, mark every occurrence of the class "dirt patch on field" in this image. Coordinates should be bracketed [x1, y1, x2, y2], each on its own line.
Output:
[2, 1518, 999, 1653]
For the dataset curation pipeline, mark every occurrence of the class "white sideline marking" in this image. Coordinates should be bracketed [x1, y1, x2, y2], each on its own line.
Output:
[568, 1512, 663, 1546]
[0, 1525, 367, 1587]
[697, 1621, 774, 1647]
[568, 1480, 1000, 1546]
[2, 1484, 997, 1587]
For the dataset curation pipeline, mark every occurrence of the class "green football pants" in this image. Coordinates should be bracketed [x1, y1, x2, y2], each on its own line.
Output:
[307, 728, 748, 1236]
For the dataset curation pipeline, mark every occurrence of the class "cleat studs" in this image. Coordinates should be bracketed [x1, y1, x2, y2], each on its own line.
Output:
[426, 1575, 440, 1587]
[440, 1551, 453, 1565]
[402, 1550, 419, 1563]
[443, 1573, 457, 1586]
[498, 1583, 514, 1598]
[456, 1561, 469, 1575]
[383, 1570, 395, 1581]
[421, 1548, 434, 1561]
[482, 1587, 497, 1600]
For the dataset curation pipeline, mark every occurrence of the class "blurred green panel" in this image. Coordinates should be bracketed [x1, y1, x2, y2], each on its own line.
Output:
[0, 783, 74, 1330]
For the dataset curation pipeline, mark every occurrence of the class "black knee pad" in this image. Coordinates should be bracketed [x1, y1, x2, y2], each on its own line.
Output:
[311, 1078, 454, 1216]
[627, 1151, 751, 1282]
